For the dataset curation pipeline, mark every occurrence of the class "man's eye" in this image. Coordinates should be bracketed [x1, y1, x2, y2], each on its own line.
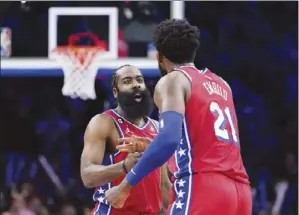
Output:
[137, 78, 144, 83]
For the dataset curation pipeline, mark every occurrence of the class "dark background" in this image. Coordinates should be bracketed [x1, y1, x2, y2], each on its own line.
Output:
[0, 1, 297, 215]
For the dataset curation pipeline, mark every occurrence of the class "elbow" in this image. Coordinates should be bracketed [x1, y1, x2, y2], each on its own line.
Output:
[81, 170, 102, 188]
[81, 175, 95, 188]
[81, 169, 107, 188]
[162, 139, 179, 154]
[81, 165, 107, 188]
[83, 181, 94, 189]
[159, 126, 182, 156]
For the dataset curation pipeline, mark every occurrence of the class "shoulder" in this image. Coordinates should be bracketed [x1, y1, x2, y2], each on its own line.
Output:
[157, 71, 191, 93]
[154, 70, 191, 103]
[156, 70, 188, 87]
[88, 113, 114, 127]
[209, 70, 231, 92]
[219, 76, 232, 92]
[85, 113, 115, 137]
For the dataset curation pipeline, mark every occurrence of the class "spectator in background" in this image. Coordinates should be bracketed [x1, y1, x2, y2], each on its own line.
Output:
[35, 107, 71, 150]
[28, 197, 48, 215]
[124, 2, 157, 57]
[10, 192, 35, 215]
[60, 204, 76, 215]
[35, 108, 71, 182]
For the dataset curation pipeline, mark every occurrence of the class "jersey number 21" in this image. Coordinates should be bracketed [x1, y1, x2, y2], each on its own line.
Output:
[210, 101, 239, 145]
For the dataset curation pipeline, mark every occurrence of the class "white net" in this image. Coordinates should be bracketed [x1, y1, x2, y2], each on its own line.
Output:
[52, 47, 104, 100]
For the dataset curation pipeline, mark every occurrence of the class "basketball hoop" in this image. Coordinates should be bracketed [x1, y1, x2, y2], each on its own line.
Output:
[52, 32, 108, 100]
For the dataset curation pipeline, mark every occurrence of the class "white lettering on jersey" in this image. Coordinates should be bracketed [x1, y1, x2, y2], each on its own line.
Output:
[203, 81, 228, 100]
[160, 119, 164, 129]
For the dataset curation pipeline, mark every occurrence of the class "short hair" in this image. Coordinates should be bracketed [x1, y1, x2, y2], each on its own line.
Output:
[153, 19, 200, 64]
[111, 64, 132, 88]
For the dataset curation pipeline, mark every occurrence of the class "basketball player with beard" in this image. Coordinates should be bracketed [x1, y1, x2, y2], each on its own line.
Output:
[80, 65, 172, 215]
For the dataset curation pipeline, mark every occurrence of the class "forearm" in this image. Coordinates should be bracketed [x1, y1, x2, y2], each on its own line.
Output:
[82, 162, 125, 187]
[161, 181, 172, 208]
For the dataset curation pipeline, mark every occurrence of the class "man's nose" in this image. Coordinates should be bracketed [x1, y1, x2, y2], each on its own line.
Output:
[132, 80, 141, 89]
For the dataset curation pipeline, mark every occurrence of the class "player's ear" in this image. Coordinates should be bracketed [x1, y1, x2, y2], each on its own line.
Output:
[113, 87, 118, 98]
[156, 51, 163, 63]
[156, 51, 159, 62]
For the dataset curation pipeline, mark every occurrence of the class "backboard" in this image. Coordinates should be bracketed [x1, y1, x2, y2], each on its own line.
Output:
[47, 1, 184, 61]
[48, 7, 118, 60]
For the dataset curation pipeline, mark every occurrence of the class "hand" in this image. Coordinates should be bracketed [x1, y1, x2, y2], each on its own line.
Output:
[105, 179, 132, 208]
[117, 135, 154, 153]
[124, 152, 143, 171]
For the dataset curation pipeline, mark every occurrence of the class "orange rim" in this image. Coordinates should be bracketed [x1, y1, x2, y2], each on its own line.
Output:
[53, 46, 104, 53]
[53, 46, 104, 67]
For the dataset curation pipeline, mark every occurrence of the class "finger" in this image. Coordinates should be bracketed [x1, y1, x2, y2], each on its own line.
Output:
[119, 148, 130, 153]
[120, 148, 142, 153]
[116, 146, 132, 153]
[116, 143, 134, 150]
[117, 137, 137, 143]
[136, 142, 148, 151]
[117, 143, 146, 153]
[118, 136, 150, 143]
[131, 135, 152, 142]
[117, 144, 139, 153]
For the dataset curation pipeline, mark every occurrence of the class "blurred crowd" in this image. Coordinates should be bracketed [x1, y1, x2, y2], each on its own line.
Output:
[0, 1, 298, 215]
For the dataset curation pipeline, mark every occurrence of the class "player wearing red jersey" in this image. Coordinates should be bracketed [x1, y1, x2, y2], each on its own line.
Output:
[80, 65, 172, 215]
[106, 19, 252, 215]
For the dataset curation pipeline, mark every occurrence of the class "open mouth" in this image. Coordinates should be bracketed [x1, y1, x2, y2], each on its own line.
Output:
[134, 93, 142, 102]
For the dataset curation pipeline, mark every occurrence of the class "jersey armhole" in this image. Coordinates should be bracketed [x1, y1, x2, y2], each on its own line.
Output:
[103, 113, 126, 156]
[148, 118, 159, 132]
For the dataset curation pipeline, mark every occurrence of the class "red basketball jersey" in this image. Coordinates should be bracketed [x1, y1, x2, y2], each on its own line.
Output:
[92, 109, 162, 215]
[167, 66, 250, 184]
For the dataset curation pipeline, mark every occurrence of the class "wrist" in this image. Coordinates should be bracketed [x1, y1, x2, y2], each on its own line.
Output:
[119, 177, 133, 192]
[122, 159, 129, 174]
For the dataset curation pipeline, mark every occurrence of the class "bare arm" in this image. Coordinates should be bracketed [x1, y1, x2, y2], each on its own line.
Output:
[80, 114, 125, 188]
[161, 164, 172, 208]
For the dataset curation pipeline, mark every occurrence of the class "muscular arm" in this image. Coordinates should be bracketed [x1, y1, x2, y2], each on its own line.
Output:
[125, 71, 191, 186]
[80, 114, 125, 188]
[153, 120, 173, 208]
[161, 164, 172, 208]
[153, 71, 188, 115]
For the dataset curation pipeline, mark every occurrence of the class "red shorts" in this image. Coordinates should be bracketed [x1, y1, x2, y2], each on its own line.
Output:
[166, 173, 252, 215]
[91, 203, 157, 215]
[110, 209, 156, 215]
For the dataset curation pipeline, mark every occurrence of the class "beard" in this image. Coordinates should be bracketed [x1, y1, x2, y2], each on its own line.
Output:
[159, 63, 168, 76]
[117, 88, 154, 120]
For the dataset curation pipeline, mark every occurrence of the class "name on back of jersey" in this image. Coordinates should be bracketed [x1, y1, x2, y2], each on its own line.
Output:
[203, 81, 227, 101]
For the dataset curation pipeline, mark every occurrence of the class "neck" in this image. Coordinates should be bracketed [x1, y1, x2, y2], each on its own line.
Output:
[115, 106, 145, 126]
[168, 62, 195, 72]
